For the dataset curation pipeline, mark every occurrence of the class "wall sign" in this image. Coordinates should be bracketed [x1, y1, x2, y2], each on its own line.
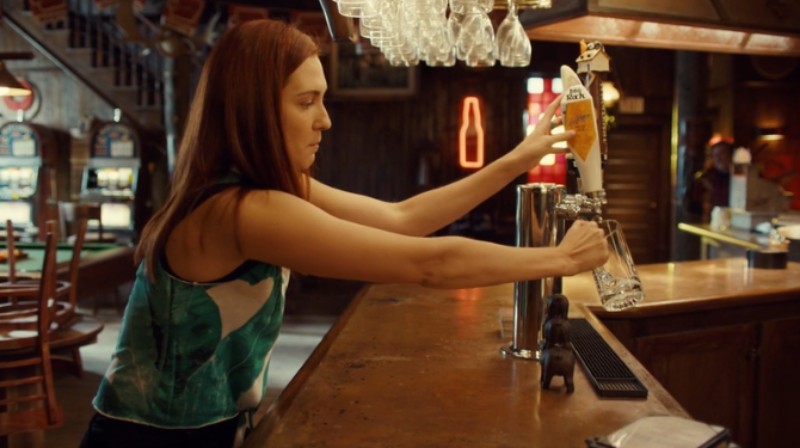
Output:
[458, 96, 485, 169]
[0, 79, 41, 121]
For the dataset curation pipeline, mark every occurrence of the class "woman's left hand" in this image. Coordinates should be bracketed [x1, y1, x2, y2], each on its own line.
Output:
[507, 94, 575, 173]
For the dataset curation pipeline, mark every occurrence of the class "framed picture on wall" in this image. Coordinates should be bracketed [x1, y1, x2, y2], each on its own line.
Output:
[329, 42, 418, 98]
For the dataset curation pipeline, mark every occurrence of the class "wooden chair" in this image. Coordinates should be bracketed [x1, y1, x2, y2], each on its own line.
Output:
[0, 231, 64, 438]
[53, 218, 89, 377]
[0, 220, 85, 377]
[0, 221, 75, 326]
[55, 218, 88, 312]
[58, 202, 115, 244]
[2, 220, 18, 304]
[59, 203, 125, 316]
[3, 220, 18, 284]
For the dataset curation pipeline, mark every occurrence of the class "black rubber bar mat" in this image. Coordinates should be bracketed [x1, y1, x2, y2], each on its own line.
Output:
[568, 318, 648, 399]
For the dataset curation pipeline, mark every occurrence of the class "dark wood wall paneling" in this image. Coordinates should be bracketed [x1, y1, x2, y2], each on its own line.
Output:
[603, 47, 675, 263]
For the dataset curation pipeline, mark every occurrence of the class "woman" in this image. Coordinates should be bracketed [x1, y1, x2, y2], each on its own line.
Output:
[81, 18, 608, 448]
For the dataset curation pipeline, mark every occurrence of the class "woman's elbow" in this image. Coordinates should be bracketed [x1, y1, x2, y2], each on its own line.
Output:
[413, 243, 459, 288]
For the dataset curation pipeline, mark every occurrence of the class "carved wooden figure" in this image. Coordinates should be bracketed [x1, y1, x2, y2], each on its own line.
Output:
[541, 302, 576, 393]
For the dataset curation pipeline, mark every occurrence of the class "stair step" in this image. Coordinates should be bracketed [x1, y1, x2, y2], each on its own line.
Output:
[86, 67, 119, 88]
[113, 85, 139, 93]
[5, 0, 25, 9]
[109, 87, 139, 106]
[134, 108, 163, 127]
[63, 47, 95, 66]
[42, 29, 71, 45]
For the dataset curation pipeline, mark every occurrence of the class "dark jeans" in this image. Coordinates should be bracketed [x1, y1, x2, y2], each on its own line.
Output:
[79, 412, 239, 448]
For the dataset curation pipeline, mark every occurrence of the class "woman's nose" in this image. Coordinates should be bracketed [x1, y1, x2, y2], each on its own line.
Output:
[316, 107, 332, 130]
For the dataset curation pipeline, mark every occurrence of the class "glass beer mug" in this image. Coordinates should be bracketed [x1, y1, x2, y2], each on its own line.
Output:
[593, 220, 644, 311]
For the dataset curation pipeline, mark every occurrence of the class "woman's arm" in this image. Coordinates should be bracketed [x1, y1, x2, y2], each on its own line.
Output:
[234, 189, 606, 289]
[308, 96, 573, 236]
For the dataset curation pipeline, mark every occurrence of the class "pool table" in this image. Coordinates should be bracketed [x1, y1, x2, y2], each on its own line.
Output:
[0, 241, 136, 303]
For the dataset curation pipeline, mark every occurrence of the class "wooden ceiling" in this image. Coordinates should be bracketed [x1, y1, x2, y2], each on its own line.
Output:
[219, 0, 322, 10]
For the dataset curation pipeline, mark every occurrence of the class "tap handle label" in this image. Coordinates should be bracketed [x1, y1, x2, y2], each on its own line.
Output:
[563, 87, 597, 161]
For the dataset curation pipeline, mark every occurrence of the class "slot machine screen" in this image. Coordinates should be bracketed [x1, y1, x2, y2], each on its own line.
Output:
[0, 167, 13, 191]
[0, 167, 38, 198]
[85, 167, 136, 197]
[10, 139, 36, 157]
[100, 202, 132, 229]
[0, 202, 33, 226]
[110, 139, 135, 158]
[117, 167, 133, 191]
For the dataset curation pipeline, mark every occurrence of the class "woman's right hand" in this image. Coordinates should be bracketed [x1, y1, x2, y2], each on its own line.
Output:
[505, 94, 574, 174]
[557, 220, 609, 275]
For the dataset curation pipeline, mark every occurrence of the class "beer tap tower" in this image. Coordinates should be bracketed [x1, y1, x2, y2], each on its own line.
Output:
[502, 41, 612, 361]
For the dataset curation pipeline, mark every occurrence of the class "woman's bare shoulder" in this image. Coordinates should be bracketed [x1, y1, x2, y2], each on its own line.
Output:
[164, 188, 254, 282]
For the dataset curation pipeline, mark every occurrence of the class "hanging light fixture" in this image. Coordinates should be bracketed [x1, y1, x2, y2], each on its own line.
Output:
[0, 52, 34, 97]
[601, 81, 620, 108]
[756, 126, 785, 141]
[329, 0, 551, 67]
[0, 62, 31, 97]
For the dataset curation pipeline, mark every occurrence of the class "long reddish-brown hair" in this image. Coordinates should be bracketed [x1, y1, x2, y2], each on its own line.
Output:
[136, 19, 319, 279]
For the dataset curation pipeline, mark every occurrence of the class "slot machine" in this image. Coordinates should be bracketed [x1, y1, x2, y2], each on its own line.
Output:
[0, 121, 63, 240]
[80, 121, 141, 243]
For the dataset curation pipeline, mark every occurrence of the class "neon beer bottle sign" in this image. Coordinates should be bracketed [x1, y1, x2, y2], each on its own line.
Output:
[459, 96, 485, 169]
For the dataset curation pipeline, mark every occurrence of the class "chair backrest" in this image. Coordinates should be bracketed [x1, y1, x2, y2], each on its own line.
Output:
[36, 231, 58, 344]
[5, 219, 17, 284]
[66, 218, 88, 307]
[59, 202, 104, 242]
[0, 231, 63, 435]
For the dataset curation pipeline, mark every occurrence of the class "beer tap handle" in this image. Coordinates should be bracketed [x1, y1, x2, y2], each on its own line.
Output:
[560, 65, 603, 197]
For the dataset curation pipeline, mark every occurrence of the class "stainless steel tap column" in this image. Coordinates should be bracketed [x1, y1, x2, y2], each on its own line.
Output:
[502, 183, 566, 360]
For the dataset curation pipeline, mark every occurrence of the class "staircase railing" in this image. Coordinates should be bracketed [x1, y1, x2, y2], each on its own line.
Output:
[2, 0, 166, 131]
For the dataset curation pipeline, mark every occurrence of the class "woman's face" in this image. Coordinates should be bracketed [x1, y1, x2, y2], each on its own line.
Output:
[281, 56, 332, 172]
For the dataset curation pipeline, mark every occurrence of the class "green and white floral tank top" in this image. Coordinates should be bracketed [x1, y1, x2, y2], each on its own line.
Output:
[93, 179, 288, 430]
[93, 259, 288, 428]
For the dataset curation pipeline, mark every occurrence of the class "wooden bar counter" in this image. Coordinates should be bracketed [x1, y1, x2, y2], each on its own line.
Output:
[677, 222, 770, 259]
[565, 257, 800, 315]
[245, 257, 800, 447]
[245, 281, 688, 447]
[564, 258, 800, 448]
